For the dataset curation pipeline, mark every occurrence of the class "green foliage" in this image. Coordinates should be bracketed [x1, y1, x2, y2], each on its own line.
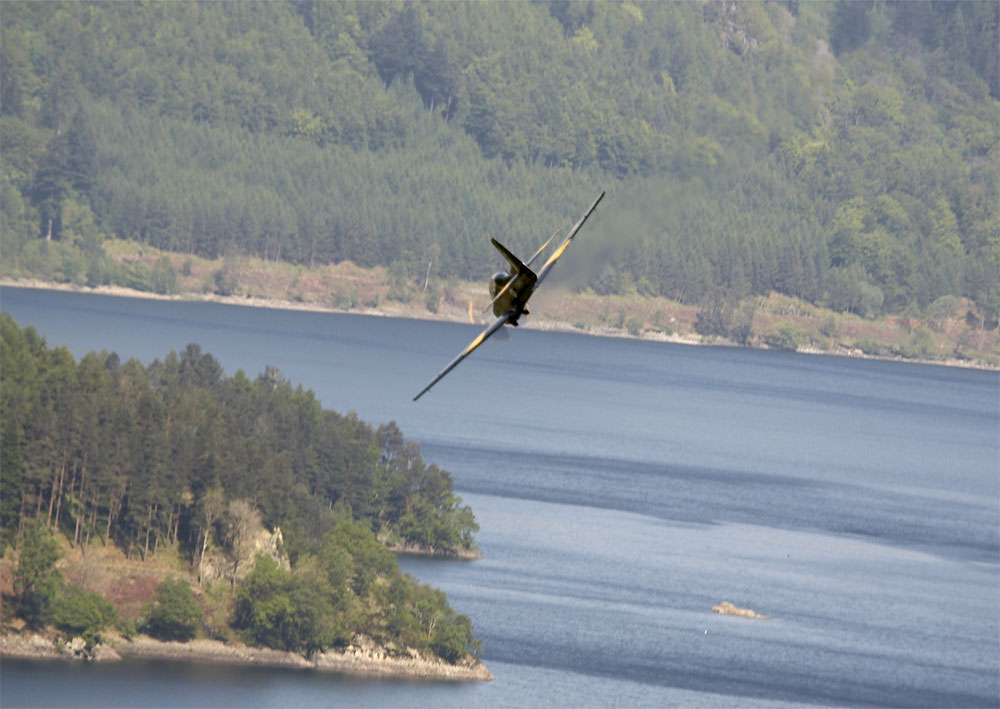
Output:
[323, 520, 395, 597]
[926, 295, 961, 323]
[624, 315, 643, 337]
[112, 261, 153, 292]
[899, 327, 938, 360]
[820, 314, 839, 339]
[379, 572, 480, 662]
[387, 261, 413, 303]
[764, 322, 805, 351]
[830, 1, 871, 56]
[213, 266, 239, 296]
[150, 257, 178, 295]
[234, 554, 304, 651]
[375, 422, 479, 553]
[594, 266, 622, 296]
[331, 283, 359, 310]
[695, 294, 754, 344]
[141, 577, 204, 642]
[425, 282, 441, 314]
[730, 302, 756, 347]
[19, 239, 85, 284]
[0, 422, 23, 553]
[234, 550, 346, 655]
[13, 519, 63, 627]
[855, 337, 889, 356]
[54, 584, 117, 647]
[201, 582, 236, 643]
[430, 612, 477, 664]
[694, 297, 730, 339]
[117, 618, 138, 640]
[825, 266, 884, 319]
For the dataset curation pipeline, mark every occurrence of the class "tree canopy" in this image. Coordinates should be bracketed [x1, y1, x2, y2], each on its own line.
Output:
[141, 578, 203, 642]
[0, 314, 478, 564]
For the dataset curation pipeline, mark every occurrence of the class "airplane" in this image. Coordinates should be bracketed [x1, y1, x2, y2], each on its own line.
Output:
[413, 191, 605, 401]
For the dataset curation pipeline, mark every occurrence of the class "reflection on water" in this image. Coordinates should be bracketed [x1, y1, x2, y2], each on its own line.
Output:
[2, 287, 998, 708]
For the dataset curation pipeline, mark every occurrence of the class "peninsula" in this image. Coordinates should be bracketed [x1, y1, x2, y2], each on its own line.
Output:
[0, 317, 487, 681]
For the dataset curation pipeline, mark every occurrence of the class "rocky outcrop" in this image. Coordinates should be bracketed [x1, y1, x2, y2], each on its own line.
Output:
[63, 636, 88, 658]
[238, 526, 289, 577]
[313, 635, 492, 681]
[199, 526, 289, 585]
[0, 632, 120, 662]
[712, 601, 769, 620]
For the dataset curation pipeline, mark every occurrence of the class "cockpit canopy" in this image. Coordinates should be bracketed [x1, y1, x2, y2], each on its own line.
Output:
[489, 271, 510, 297]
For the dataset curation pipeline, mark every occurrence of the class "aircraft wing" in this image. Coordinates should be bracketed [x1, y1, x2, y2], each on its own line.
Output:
[413, 311, 514, 401]
[534, 191, 605, 288]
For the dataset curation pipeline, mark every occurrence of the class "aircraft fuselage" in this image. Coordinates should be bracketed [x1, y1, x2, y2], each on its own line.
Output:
[489, 269, 536, 323]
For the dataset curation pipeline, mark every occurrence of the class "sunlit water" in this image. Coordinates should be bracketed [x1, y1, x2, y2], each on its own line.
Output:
[2, 287, 997, 708]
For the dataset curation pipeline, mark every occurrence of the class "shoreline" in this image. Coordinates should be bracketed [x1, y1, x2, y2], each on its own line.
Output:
[387, 541, 482, 560]
[1, 278, 996, 372]
[0, 631, 493, 682]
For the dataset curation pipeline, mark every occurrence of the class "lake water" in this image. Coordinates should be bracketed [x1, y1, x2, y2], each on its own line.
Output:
[2, 287, 998, 708]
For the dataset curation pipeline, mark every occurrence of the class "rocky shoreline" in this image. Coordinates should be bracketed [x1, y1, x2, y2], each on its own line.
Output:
[0, 631, 492, 682]
[387, 541, 483, 560]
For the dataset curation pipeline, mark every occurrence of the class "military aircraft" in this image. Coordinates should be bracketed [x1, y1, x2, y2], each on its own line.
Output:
[413, 191, 605, 401]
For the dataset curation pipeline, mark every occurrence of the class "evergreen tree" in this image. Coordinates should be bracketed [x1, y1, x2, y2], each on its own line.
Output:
[14, 519, 63, 627]
[141, 577, 204, 642]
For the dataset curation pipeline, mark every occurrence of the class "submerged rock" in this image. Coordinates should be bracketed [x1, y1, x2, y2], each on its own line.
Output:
[712, 601, 769, 620]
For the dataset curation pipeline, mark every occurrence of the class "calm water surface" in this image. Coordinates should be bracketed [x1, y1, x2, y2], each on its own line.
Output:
[2, 287, 997, 708]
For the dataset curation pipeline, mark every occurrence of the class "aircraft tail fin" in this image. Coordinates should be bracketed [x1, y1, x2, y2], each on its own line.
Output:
[490, 238, 535, 279]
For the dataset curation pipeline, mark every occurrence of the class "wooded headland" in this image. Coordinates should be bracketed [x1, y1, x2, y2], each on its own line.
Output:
[0, 314, 486, 675]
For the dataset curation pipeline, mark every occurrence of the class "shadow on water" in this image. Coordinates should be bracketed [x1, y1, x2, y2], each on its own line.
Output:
[424, 442, 999, 563]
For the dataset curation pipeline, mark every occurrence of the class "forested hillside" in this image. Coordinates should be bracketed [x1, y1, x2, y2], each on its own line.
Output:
[1, 1, 997, 322]
[0, 314, 481, 659]
[0, 313, 477, 562]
